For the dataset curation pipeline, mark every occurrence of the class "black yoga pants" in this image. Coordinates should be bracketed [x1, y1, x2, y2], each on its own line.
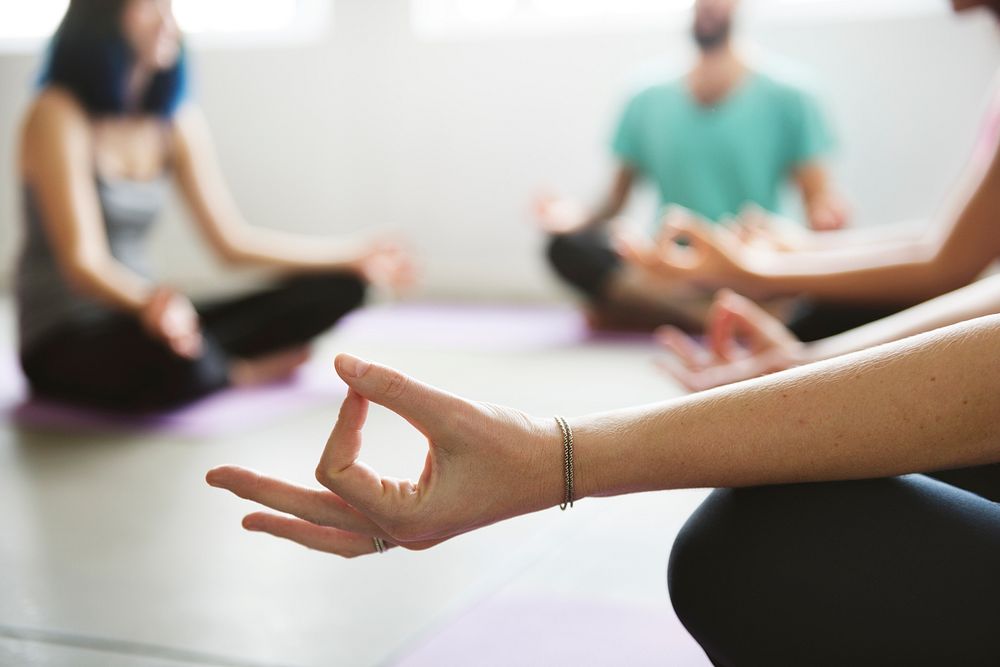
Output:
[668, 464, 1000, 666]
[20, 272, 366, 414]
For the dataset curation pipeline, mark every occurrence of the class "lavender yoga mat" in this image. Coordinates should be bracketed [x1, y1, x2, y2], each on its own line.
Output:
[393, 595, 711, 667]
[337, 303, 654, 350]
[0, 353, 345, 438]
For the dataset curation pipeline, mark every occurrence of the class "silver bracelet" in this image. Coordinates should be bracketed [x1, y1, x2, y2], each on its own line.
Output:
[554, 416, 575, 510]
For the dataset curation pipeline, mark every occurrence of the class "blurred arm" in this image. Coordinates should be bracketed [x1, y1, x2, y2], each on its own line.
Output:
[584, 163, 635, 229]
[21, 90, 154, 314]
[804, 272, 1000, 363]
[172, 105, 366, 272]
[794, 162, 848, 232]
[744, 146, 1000, 304]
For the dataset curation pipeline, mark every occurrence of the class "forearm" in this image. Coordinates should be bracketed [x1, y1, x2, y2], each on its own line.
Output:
[580, 198, 625, 231]
[743, 239, 974, 305]
[221, 226, 361, 273]
[805, 273, 1000, 363]
[796, 219, 926, 252]
[573, 315, 1000, 498]
[579, 165, 633, 231]
[67, 256, 154, 313]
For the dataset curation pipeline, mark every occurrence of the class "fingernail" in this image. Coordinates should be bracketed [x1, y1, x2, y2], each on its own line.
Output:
[338, 354, 371, 378]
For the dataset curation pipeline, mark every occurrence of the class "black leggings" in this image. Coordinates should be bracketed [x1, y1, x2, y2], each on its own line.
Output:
[668, 465, 1000, 666]
[20, 273, 366, 414]
[546, 230, 908, 342]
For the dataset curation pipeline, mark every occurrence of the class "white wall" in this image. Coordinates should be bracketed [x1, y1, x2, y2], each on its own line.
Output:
[1, 1, 998, 301]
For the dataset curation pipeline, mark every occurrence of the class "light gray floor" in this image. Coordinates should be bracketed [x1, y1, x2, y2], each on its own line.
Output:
[0, 299, 711, 667]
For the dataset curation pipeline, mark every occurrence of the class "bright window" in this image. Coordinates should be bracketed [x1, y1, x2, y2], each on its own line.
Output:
[0, 0, 331, 52]
[412, 0, 946, 40]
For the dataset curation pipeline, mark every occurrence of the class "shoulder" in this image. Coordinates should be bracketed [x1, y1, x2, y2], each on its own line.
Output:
[169, 102, 212, 154]
[20, 88, 92, 176]
[24, 87, 90, 140]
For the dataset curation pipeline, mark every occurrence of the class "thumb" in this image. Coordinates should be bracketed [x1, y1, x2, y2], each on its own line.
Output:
[706, 290, 737, 361]
[334, 354, 468, 435]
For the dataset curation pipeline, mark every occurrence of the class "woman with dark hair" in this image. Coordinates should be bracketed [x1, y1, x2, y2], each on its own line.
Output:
[208, 2, 999, 664]
[17, 0, 413, 413]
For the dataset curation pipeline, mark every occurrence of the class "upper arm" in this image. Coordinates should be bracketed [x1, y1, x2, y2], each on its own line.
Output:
[171, 104, 247, 254]
[21, 90, 112, 277]
[786, 87, 834, 172]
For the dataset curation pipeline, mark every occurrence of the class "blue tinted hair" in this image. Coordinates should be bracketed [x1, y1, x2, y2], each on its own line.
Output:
[38, 0, 188, 118]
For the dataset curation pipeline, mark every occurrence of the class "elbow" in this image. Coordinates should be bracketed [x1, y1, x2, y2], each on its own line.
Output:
[216, 250, 248, 267]
[917, 249, 988, 302]
[211, 241, 253, 267]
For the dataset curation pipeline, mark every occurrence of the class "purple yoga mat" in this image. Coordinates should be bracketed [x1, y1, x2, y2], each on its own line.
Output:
[337, 303, 654, 350]
[393, 595, 710, 667]
[0, 353, 345, 438]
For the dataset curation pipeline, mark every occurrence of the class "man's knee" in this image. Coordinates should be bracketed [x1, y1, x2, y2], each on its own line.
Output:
[545, 232, 619, 298]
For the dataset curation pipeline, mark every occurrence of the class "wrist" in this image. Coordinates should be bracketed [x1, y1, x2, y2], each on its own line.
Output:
[560, 413, 618, 501]
[736, 255, 776, 296]
[137, 285, 167, 323]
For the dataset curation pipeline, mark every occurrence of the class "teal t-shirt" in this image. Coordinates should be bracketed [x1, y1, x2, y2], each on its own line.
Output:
[612, 71, 832, 225]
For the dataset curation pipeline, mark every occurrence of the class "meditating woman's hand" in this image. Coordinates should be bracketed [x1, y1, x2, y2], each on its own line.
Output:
[656, 289, 805, 391]
[351, 239, 418, 293]
[207, 354, 565, 556]
[140, 287, 203, 359]
[615, 208, 752, 291]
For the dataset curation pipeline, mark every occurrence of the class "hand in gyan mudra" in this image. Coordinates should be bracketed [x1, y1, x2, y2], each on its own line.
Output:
[656, 290, 805, 392]
[207, 355, 565, 557]
[614, 207, 751, 291]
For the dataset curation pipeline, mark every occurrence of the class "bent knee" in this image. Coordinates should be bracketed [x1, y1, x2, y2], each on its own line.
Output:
[545, 233, 618, 298]
[296, 272, 369, 313]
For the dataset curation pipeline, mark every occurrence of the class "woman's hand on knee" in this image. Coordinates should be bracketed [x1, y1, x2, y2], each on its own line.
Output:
[140, 287, 203, 359]
[348, 239, 418, 294]
[207, 354, 564, 556]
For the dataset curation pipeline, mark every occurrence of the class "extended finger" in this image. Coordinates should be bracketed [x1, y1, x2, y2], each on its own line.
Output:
[206, 464, 383, 537]
[242, 512, 395, 558]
